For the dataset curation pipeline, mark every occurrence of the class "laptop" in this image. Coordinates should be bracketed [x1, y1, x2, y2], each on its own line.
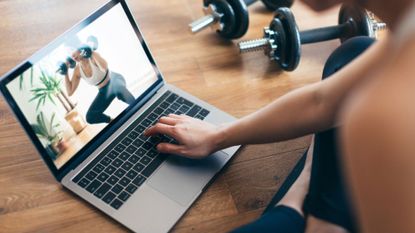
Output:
[0, 1, 240, 232]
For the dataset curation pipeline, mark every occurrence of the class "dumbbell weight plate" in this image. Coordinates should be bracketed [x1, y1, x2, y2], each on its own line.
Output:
[261, 0, 294, 11]
[270, 7, 301, 71]
[338, 4, 372, 42]
[204, 0, 237, 38]
[225, 0, 249, 39]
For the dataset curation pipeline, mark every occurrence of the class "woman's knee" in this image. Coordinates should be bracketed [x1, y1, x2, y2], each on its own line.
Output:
[86, 111, 96, 124]
[322, 36, 376, 79]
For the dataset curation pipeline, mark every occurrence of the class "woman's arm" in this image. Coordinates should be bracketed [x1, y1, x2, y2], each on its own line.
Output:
[92, 52, 108, 71]
[145, 37, 389, 157]
[64, 67, 81, 96]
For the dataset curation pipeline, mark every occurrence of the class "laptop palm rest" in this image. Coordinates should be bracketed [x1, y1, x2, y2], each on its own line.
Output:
[147, 151, 229, 206]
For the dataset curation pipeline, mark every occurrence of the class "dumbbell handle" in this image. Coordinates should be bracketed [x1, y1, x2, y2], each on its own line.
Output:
[300, 22, 351, 44]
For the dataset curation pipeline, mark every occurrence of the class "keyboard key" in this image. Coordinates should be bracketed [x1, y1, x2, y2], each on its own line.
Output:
[177, 97, 193, 107]
[119, 177, 131, 187]
[133, 163, 145, 173]
[171, 102, 180, 110]
[142, 119, 152, 127]
[147, 149, 158, 158]
[187, 105, 202, 117]
[165, 108, 175, 115]
[132, 175, 146, 186]
[121, 161, 133, 171]
[93, 164, 105, 173]
[118, 191, 131, 202]
[114, 144, 126, 153]
[126, 184, 138, 194]
[115, 168, 127, 178]
[86, 171, 98, 181]
[111, 158, 123, 167]
[200, 109, 210, 117]
[128, 130, 139, 139]
[97, 172, 109, 182]
[107, 150, 119, 159]
[142, 142, 153, 150]
[104, 165, 116, 175]
[135, 125, 146, 133]
[142, 155, 166, 177]
[132, 138, 144, 147]
[110, 199, 123, 209]
[121, 137, 133, 146]
[107, 175, 119, 185]
[86, 180, 102, 193]
[160, 102, 169, 109]
[135, 148, 146, 157]
[154, 107, 164, 115]
[165, 93, 178, 103]
[129, 155, 140, 164]
[103, 192, 116, 204]
[148, 136, 161, 145]
[148, 113, 158, 122]
[100, 157, 112, 166]
[111, 184, 123, 194]
[195, 114, 204, 120]
[179, 105, 190, 113]
[119, 152, 130, 161]
[94, 183, 111, 198]
[78, 178, 90, 188]
[126, 170, 138, 180]
[140, 156, 151, 165]
[138, 134, 148, 142]
[126, 145, 137, 154]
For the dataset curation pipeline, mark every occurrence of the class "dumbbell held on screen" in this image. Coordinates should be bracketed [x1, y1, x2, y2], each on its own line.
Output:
[238, 5, 386, 71]
[189, 0, 293, 39]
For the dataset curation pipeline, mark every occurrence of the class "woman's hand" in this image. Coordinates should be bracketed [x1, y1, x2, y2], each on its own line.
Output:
[144, 114, 225, 159]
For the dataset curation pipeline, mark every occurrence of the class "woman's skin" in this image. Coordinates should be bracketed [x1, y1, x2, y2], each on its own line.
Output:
[64, 50, 109, 96]
[145, 0, 415, 232]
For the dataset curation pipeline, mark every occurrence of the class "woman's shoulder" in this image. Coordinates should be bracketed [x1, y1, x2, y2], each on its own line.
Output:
[340, 36, 415, 145]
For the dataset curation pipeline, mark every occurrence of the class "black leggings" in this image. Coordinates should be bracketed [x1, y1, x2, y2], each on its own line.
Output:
[230, 36, 376, 233]
[86, 72, 135, 124]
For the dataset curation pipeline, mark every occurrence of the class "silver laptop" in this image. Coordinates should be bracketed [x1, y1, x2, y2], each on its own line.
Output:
[0, 1, 239, 232]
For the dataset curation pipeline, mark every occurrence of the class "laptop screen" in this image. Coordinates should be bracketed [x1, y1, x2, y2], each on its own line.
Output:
[4, 3, 159, 169]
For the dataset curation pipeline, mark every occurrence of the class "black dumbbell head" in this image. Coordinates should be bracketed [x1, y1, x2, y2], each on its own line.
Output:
[66, 56, 76, 69]
[270, 7, 301, 71]
[57, 61, 68, 75]
[261, 0, 294, 11]
[338, 4, 371, 42]
[204, 0, 249, 39]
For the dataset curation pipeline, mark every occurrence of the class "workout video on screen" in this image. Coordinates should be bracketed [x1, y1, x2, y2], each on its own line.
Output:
[6, 4, 158, 169]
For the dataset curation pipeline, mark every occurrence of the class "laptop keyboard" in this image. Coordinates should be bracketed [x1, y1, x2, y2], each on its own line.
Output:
[72, 91, 210, 210]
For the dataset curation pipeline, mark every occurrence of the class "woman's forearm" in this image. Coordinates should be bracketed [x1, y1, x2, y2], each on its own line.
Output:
[216, 83, 329, 149]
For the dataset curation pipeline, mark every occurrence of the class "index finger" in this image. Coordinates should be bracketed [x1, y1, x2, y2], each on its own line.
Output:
[144, 123, 174, 137]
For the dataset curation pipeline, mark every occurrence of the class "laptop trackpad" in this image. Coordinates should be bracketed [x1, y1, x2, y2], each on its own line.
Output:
[147, 151, 229, 206]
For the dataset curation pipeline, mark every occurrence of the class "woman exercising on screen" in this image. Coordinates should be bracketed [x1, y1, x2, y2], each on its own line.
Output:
[63, 45, 135, 124]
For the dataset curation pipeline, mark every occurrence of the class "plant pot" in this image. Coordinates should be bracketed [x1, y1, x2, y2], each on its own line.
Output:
[65, 108, 86, 134]
[52, 138, 68, 155]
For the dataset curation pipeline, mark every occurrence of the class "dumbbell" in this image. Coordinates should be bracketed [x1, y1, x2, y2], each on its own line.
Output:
[238, 5, 386, 71]
[188, 0, 293, 39]
[57, 57, 76, 75]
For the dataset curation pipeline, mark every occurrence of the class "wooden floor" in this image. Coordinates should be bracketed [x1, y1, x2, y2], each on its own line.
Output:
[0, 0, 340, 232]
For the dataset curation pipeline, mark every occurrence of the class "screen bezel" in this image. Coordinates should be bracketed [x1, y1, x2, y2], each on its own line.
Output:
[0, 0, 165, 181]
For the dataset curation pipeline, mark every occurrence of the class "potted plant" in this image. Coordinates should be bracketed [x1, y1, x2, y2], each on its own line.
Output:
[31, 112, 68, 160]
[29, 69, 86, 134]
